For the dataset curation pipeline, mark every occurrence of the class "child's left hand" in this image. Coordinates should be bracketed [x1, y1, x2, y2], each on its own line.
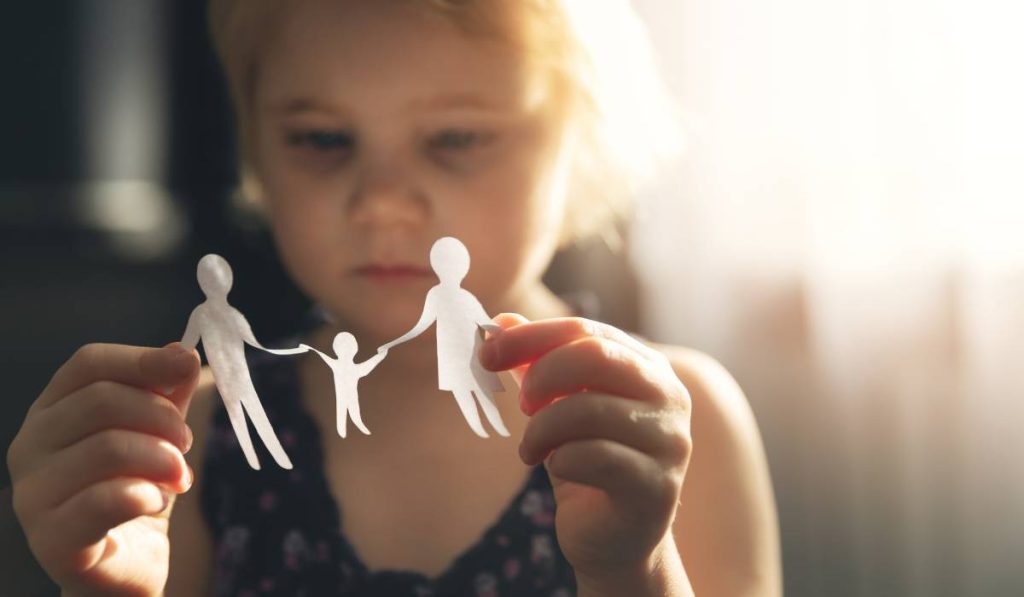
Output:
[480, 313, 692, 587]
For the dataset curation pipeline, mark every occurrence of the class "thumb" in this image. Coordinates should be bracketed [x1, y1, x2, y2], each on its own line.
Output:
[484, 313, 531, 385]
[149, 342, 201, 418]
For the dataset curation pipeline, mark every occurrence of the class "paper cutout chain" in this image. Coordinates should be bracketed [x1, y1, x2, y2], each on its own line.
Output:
[181, 237, 510, 470]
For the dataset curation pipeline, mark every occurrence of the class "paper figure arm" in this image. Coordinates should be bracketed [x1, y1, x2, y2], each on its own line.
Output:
[466, 294, 501, 334]
[266, 342, 333, 364]
[264, 344, 312, 356]
[230, 308, 268, 350]
[356, 351, 387, 377]
[302, 344, 332, 364]
[378, 287, 438, 352]
[181, 307, 201, 350]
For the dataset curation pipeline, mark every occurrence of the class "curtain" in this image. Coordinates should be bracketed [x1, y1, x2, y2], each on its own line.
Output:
[629, 0, 1024, 595]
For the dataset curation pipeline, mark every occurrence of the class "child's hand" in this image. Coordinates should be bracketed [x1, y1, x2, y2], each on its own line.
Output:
[480, 314, 692, 587]
[6, 343, 199, 597]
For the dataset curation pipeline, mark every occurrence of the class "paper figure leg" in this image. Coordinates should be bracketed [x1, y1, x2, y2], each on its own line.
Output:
[222, 393, 261, 470]
[346, 395, 371, 436]
[336, 400, 349, 439]
[239, 389, 294, 469]
[451, 390, 488, 438]
[472, 388, 510, 437]
[336, 396, 371, 439]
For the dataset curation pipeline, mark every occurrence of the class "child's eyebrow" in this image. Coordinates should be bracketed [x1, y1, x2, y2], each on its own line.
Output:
[265, 98, 345, 116]
[264, 94, 518, 119]
[410, 93, 507, 113]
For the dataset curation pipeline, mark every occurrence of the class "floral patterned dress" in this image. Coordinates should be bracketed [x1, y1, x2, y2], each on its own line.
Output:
[200, 348, 578, 596]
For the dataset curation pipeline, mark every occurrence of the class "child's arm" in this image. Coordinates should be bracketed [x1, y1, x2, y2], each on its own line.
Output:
[665, 348, 782, 596]
[166, 369, 219, 597]
[6, 343, 199, 597]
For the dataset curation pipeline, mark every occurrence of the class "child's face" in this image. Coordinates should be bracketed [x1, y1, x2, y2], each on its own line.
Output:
[253, 0, 573, 337]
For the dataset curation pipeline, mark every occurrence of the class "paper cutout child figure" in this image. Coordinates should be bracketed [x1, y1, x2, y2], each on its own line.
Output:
[269, 333, 386, 438]
[379, 237, 510, 438]
[181, 254, 303, 470]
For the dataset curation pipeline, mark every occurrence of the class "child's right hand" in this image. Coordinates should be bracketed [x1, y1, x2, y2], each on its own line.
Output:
[6, 343, 199, 597]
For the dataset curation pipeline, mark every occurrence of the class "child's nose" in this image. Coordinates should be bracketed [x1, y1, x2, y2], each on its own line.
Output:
[347, 160, 430, 226]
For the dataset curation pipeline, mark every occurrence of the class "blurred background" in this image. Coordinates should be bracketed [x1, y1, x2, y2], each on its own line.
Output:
[2, 1, 1022, 595]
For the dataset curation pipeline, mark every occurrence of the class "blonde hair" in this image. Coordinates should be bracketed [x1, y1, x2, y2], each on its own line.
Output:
[208, 0, 681, 245]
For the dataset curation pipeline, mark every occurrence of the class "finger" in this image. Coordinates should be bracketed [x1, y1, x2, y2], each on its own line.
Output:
[166, 349, 201, 419]
[28, 477, 168, 581]
[487, 313, 530, 385]
[492, 312, 530, 330]
[38, 343, 200, 411]
[480, 316, 661, 372]
[519, 336, 686, 415]
[545, 439, 681, 523]
[20, 430, 190, 516]
[37, 381, 192, 456]
[520, 393, 691, 467]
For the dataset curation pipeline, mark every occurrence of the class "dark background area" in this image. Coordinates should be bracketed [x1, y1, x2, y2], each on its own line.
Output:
[0, 0, 311, 493]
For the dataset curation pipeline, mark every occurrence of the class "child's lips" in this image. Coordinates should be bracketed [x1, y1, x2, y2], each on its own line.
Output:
[352, 264, 434, 283]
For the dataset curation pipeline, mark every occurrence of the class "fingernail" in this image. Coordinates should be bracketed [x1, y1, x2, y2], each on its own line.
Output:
[183, 425, 194, 454]
[160, 490, 171, 511]
[182, 464, 194, 491]
[165, 343, 190, 359]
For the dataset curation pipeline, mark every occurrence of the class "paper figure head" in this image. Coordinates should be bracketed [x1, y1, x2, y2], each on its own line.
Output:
[197, 254, 233, 298]
[430, 237, 470, 284]
[332, 332, 358, 358]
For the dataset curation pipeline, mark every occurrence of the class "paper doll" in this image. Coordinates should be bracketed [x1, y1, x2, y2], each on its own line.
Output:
[379, 237, 509, 438]
[269, 332, 386, 438]
[181, 254, 303, 470]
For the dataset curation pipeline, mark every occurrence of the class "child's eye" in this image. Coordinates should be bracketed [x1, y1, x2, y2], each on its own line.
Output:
[286, 129, 356, 152]
[426, 129, 496, 152]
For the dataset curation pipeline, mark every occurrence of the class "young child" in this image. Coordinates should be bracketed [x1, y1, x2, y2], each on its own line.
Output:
[6, 1, 781, 595]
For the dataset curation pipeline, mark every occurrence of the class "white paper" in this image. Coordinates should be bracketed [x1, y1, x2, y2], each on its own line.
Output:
[268, 333, 384, 439]
[178, 239, 511, 471]
[181, 254, 296, 470]
[379, 237, 510, 438]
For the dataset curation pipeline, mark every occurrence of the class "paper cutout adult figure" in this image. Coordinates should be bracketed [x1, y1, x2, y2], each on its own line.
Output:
[379, 237, 510, 438]
[269, 333, 386, 438]
[181, 254, 303, 470]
